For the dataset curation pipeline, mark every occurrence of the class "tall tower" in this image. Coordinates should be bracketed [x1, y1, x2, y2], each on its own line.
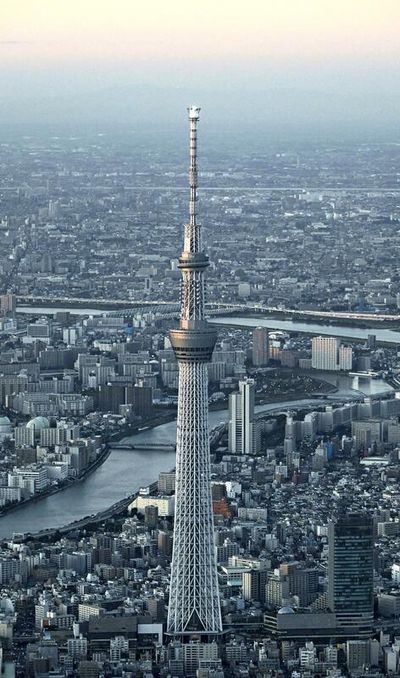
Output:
[167, 107, 222, 636]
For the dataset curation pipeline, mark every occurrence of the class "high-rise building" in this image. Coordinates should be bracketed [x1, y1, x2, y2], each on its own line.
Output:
[328, 513, 373, 636]
[311, 336, 352, 371]
[0, 294, 16, 316]
[338, 345, 353, 370]
[252, 327, 269, 366]
[311, 336, 338, 370]
[158, 471, 176, 495]
[284, 412, 297, 456]
[265, 570, 290, 608]
[242, 567, 268, 603]
[351, 419, 382, 452]
[167, 107, 222, 636]
[128, 383, 153, 417]
[228, 378, 260, 455]
[144, 505, 159, 529]
[346, 640, 371, 671]
[280, 561, 319, 606]
[158, 530, 173, 557]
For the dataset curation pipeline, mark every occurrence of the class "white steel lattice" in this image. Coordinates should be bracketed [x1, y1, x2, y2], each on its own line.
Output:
[167, 362, 222, 634]
[181, 270, 205, 321]
[167, 106, 222, 636]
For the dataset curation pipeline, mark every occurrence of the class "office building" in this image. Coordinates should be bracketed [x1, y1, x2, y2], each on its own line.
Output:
[158, 471, 176, 495]
[328, 513, 373, 636]
[144, 505, 159, 529]
[280, 562, 320, 606]
[228, 378, 261, 455]
[351, 419, 382, 451]
[242, 568, 268, 603]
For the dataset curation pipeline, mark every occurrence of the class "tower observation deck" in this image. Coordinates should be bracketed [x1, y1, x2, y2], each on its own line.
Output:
[167, 107, 222, 636]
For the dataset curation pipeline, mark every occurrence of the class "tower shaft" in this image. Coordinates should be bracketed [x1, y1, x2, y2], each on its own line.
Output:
[167, 107, 222, 636]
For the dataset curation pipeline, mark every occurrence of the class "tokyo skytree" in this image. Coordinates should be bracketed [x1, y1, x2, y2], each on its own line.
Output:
[167, 106, 222, 636]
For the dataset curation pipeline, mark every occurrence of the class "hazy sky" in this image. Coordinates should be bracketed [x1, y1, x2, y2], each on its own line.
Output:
[0, 0, 399, 132]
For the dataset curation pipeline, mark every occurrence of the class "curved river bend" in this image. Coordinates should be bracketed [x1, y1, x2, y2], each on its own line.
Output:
[0, 376, 392, 539]
[0, 399, 345, 539]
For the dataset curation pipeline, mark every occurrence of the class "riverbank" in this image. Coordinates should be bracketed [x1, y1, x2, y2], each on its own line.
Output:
[0, 371, 372, 524]
[16, 391, 359, 542]
[0, 378, 388, 540]
[23, 420, 227, 542]
[16, 303, 400, 330]
[0, 410, 181, 519]
[0, 443, 112, 518]
[225, 311, 400, 331]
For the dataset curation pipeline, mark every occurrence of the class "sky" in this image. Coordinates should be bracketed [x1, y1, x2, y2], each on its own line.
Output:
[0, 0, 399, 134]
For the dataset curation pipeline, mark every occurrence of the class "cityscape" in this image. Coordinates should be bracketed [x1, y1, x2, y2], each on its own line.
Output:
[1, 1, 400, 677]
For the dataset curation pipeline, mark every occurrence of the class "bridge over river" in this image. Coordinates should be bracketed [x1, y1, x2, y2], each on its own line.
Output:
[108, 442, 176, 451]
[16, 296, 400, 327]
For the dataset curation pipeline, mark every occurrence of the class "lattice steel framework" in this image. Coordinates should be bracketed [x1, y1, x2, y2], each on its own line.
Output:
[167, 106, 222, 636]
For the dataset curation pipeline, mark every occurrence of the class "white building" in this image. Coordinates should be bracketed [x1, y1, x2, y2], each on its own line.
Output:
[40, 423, 80, 447]
[0, 487, 22, 506]
[228, 379, 261, 455]
[183, 641, 219, 675]
[391, 563, 400, 583]
[45, 462, 69, 481]
[299, 642, 316, 668]
[383, 646, 399, 674]
[129, 495, 175, 517]
[8, 466, 48, 494]
[311, 336, 353, 371]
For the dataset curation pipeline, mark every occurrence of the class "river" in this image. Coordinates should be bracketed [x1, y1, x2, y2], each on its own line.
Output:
[17, 307, 400, 344]
[0, 393, 379, 539]
[212, 316, 400, 344]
